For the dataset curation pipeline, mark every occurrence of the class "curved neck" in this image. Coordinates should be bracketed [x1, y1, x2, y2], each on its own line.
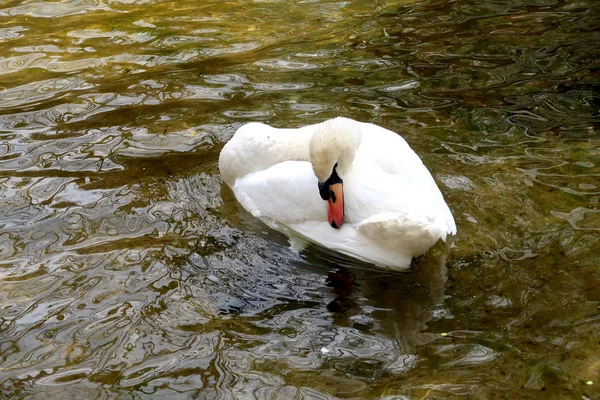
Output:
[220, 119, 362, 186]
[309, 117, 362, 181]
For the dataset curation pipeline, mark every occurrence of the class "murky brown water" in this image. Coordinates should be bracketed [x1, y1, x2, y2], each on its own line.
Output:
[1, 0, 599, 398]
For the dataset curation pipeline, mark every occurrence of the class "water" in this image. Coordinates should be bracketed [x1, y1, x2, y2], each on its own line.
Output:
[0, 0, 599, 398]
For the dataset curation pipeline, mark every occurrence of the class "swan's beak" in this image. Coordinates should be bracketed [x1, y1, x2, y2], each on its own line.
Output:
[327, 182, 344, 229]
[318, 165, 345, 229]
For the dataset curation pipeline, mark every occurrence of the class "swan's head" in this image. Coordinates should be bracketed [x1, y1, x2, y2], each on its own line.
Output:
[309, 117, 362, 229]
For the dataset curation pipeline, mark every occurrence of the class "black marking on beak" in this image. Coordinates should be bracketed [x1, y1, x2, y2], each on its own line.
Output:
[318, 181, 329, 201]
[318, 163, 342, 201]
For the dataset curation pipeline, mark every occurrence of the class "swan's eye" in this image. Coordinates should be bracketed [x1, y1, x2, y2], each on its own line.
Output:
[318, 181, 330, 200]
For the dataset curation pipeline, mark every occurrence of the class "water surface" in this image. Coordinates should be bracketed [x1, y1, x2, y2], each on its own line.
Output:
[1, 0, 599, 398]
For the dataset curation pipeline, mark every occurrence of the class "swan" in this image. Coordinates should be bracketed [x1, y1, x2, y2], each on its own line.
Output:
[218, 117, 456, 270]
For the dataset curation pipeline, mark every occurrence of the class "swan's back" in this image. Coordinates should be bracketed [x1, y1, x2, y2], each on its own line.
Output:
[219, 122, 314, 187]
[350, 122, 456, 236]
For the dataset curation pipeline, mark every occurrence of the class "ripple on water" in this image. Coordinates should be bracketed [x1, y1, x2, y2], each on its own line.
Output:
[0, 1, 113, 18]
[0, 78, 94, 109]
[1, 0, 599, 398]
[254, 59, 320, 70]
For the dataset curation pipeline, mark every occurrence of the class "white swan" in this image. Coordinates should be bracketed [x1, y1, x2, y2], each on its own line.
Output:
[219, 117, 456, 270]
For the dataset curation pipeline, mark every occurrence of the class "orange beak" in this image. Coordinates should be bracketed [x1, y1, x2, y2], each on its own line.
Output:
[327, 182, 344, 229]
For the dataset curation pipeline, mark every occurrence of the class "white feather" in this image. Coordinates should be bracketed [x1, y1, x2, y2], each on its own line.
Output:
[219, 118, 456, 270]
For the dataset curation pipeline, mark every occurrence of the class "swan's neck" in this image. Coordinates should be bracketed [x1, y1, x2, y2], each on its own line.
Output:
[219, 119, 362, 187]
[271, 129, 312, 164]
[309, 117, 362, 182]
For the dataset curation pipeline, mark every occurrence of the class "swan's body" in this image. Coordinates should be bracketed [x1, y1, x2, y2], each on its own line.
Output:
[219, 117, 456, 270]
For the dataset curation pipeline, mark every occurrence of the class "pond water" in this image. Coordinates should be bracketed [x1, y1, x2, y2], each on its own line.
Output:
[1, 0, 599, 398]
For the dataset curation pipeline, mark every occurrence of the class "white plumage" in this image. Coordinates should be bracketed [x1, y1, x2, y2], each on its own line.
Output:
[219, 117, 456, 270]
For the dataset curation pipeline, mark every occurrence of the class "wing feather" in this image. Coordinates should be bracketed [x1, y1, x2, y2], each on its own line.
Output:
[233, 161, 326, 225]
[358, 213, 445, 257]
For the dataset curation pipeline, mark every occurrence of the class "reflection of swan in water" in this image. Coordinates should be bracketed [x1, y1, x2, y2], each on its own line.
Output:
[306, 240, 450, 355]
[219, 117, 456, 270]
[217, 177, 452, 382]
[220, 179, 450, 354]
